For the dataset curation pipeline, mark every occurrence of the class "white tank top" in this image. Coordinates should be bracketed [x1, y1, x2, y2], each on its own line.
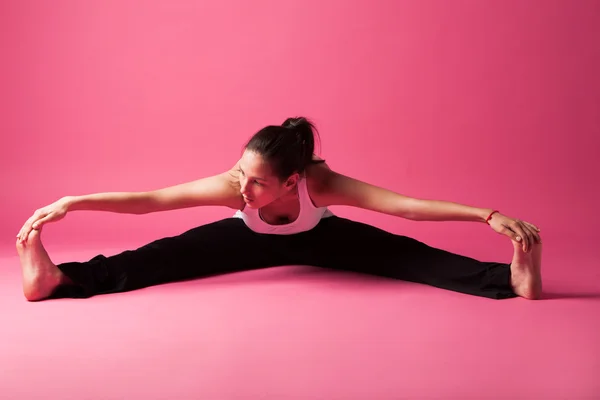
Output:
[232, 176, 334, 235]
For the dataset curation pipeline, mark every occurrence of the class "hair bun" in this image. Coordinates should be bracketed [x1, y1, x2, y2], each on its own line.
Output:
[282, 117, 307, 129]
[245, 117, 322, 180]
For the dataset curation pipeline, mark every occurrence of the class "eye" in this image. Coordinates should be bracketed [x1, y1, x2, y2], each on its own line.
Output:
[239, 168, 263, 186]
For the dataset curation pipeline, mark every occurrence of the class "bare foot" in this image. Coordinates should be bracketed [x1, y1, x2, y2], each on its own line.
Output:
[510, 240, 543, 299]
[16, 227, 66, 301]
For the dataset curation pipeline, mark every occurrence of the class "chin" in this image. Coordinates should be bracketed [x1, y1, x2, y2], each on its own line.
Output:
[243, 199, 259, 208]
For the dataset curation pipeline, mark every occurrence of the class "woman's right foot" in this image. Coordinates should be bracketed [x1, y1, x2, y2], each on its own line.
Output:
[16, 227, 67, 301]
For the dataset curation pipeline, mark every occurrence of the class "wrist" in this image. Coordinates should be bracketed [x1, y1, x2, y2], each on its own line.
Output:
[62, 195, 79, 211]
[483, 209, 499, 224]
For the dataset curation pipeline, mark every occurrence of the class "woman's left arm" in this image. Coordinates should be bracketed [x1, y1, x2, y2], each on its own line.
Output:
[318, 169, 542, 252]
[406, 199, 542, 251]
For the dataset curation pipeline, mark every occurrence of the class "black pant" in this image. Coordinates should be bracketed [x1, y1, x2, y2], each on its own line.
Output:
[50, 216, 517, 300]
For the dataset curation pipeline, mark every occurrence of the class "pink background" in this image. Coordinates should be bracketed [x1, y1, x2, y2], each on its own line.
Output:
[1, 1, 599, 399]
[2, 0, 598, 253]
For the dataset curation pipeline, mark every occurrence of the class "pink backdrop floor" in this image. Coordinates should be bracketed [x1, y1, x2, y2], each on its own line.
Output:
[1, 237, 598, 399]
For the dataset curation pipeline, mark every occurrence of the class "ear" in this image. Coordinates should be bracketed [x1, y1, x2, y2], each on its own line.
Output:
[284, 173, 300, 191]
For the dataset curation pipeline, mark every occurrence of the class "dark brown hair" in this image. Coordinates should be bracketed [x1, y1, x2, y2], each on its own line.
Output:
[244, 117, 325, 181]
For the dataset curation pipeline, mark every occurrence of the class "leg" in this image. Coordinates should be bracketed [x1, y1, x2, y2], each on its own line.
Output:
[22, 218, 291, 300]
[286, 216, 520, 300]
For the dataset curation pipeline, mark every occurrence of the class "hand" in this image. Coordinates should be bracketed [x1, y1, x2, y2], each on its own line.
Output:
[17, 197, 72, 245]
[487, 212, 542, 252]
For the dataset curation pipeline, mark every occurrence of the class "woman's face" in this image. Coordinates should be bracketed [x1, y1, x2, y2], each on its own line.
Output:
[237, 150, 297, 209]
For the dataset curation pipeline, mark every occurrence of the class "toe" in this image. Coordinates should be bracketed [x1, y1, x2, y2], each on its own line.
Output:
[27, 228, 42, 244]
[15, 238, 25, 253]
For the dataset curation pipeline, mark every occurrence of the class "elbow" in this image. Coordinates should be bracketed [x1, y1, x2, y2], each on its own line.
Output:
[397, 198, 422, 221]
[401, 211, 418, 221]
[136, 192, 161, 214]
[402, 212, 417, 221]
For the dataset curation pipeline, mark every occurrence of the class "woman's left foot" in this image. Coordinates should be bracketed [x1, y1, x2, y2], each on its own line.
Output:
[509, 240, 543, 299]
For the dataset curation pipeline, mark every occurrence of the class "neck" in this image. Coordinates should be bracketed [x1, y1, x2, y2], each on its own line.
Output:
[263, 184, 299, 211]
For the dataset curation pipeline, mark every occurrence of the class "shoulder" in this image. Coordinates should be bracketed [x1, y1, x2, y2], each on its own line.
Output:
[305, 157, 418, 216]
[221, 160, 244, 209]
[304, 155, 335, 207]
[225, 159, 242, 187]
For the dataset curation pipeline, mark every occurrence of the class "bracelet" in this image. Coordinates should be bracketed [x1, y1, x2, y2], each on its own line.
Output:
[485, 210, 499, 225]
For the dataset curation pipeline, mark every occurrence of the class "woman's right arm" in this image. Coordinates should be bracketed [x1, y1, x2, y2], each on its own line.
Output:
[17, 164, 243, 244]
[68, 170, 242, 214]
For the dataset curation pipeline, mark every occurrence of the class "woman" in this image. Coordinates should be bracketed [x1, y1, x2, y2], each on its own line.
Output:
[16, 117, 543, 301]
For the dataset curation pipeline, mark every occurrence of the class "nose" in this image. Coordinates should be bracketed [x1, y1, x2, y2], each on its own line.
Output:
[239, 177, 249, 195]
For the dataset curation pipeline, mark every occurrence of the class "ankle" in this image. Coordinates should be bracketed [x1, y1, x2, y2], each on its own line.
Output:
[59, 273, 73, 286]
